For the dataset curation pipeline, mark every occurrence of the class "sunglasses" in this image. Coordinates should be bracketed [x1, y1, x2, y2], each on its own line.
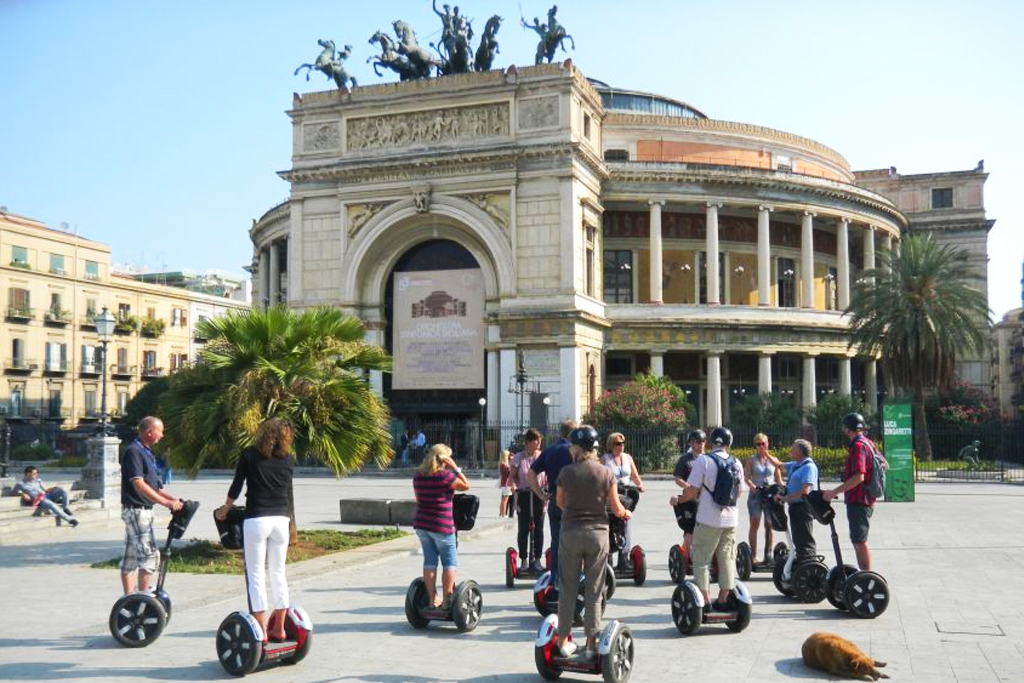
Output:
[755, 442, 768, 446]
[611, 441, 625, 446]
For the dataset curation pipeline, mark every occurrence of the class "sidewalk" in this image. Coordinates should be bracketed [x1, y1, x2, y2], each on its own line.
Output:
[0, 476, 1022, 682]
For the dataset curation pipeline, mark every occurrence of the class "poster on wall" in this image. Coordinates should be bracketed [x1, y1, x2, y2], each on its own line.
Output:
[393, 268, 484, 390]
[882, 403, 915, 502]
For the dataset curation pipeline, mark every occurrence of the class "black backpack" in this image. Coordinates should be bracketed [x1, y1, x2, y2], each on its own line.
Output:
[703, 452, 740, 507]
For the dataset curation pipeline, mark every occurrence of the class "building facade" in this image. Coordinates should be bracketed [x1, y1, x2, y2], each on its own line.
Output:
[251, 64, 918, 429]
[1, 209, 251, 427]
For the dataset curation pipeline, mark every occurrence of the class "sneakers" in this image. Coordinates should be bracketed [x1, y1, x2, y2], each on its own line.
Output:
[558, 640, 578, 657]
[531, 560, 545, 572]
[69, 519, 79, 527]
[520, 558, 530, 571]
[439, 595, 453, 612]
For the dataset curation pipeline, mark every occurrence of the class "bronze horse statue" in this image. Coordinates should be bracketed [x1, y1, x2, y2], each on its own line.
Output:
[368, 31, 421, 81]
[295, 39, 357, 90]
[474, 15, 502, 72]
[522, 5, 574, 65]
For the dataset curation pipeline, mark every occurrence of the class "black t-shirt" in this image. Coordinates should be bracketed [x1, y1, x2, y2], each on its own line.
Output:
[673, 449, 699, 512]
[121, 439, 162, 507]
[227, 447, 295, 519]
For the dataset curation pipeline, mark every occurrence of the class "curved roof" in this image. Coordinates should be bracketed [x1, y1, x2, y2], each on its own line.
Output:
[589, 79, 708, 120]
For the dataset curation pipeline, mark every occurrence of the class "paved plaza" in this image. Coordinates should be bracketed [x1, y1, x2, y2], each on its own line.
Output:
[0, 473, 1021, 683]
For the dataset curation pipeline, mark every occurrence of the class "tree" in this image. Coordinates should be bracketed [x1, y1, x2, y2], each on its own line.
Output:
[123, 376, 170, 427]
[633, 372, 696, 420]
[845, 234, 989, 460]
[805, 393, 870, 448]
[157, 307, 394, 538]
[730, 392, 801, 441]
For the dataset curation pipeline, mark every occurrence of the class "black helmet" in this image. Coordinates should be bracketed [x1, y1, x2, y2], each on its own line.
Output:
[570, 425, 600, 451]
[687, 429, 707, 444]
[709, 426, 733, 448]
[842, 413, 866, 432]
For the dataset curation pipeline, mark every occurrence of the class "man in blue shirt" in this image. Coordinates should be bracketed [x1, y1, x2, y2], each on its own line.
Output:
[774, 438, 818, 560]
[527, 419, 577, 595]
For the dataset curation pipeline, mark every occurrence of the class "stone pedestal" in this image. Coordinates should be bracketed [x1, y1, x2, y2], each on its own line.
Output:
[81, 435, 121, 507]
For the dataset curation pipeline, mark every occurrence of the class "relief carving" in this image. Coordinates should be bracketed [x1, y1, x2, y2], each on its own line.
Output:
[463, 192, 510, 228]
[347, 202, 388, 237]
[346, 102, 510, 152]
[411, 183, 432, 213]
[303, 122, 341, 152]
[518, 96, 559, 130]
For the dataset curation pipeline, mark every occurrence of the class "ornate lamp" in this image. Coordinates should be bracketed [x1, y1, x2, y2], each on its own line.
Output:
[95, 307, 116, 434]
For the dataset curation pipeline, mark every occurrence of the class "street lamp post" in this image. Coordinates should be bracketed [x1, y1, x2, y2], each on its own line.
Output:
[478, 397, 487, 467]
[95, 307, 116, 435]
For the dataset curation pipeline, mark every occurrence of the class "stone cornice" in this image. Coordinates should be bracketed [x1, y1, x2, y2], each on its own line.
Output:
[604, 162, 907, 228]
[604, 114, 850, 172]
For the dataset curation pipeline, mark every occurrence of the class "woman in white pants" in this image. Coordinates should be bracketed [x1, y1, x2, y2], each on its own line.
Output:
[216, 418, 295, 641]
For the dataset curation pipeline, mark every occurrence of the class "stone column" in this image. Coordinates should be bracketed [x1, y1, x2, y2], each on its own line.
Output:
[758, 353, 773, 395]
[560, 346, 581, 421]
[258, 248, 269, 309]
[648, 200, 665, 304]
[839, 356, 852, 396]
[865, 359, 878, 414]
[837, 218, 851, 309]
[706, 202, 722, 305]
[706, 353, 723, 426]
[81, 435, 122, 506]
[863, 226, 875, 282]
[486, 350, 500, 423]
[802, 355, 817, 421]
[758, 205, 773, 305]
[801, 211, 816, 308]
[882, 233, 893, 273]
[269, 241, 280, 306]
[650, 351, 665, 378]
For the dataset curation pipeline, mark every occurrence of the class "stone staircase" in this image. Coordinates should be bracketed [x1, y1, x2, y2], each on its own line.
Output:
[0, 479, 122, 545]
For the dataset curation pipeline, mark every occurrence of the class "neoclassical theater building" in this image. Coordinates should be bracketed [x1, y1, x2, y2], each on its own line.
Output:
[250, 63, 909, 428]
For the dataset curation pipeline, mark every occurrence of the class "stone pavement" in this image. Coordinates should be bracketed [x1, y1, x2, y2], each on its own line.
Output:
[0, 473, 1021, 683]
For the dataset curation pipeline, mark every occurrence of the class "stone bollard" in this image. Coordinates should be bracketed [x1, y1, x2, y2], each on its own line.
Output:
[81, 435, 121, 507]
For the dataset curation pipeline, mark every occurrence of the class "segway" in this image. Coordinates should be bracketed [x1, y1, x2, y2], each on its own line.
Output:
[109, 500, 200, 647]
[607, 484, 646, 586]
[216, 606, 313, 676]
[405, 493, 484, 632]
[535, 614, 635, 683]
[668, 501, 749, 584]
[533, 566, 616, 625]
[805, 490, 890, 618]
[671, 580, 752, 635]
[505, 498, 551, 588]
[735, 485, 789, 581]
[769, 484, 830, 604]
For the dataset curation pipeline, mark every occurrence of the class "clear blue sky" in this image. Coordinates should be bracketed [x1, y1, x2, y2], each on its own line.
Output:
[2, 0, 1021, 319]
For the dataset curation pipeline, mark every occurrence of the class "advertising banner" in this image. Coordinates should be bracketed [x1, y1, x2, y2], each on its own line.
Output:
[882, 403, 915, 502]
[393, 268, 484, 390]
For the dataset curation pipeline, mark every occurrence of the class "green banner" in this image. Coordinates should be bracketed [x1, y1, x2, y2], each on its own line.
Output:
[882, 403, 915, 502]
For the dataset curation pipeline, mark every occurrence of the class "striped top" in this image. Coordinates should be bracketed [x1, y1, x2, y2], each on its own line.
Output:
[413, 470, 458, 534]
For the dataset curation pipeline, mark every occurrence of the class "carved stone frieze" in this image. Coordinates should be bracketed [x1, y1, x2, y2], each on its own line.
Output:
[347, 202, 389, 237]
[303, 121, 341, 152]
[346, 102, 510, 152]
[462, 192, 510, 228]
[518, 95, 559, 130]
[411, 183, 432, 213]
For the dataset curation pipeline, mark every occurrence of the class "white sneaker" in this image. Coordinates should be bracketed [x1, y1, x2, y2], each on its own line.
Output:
[559, 641, 578, 658]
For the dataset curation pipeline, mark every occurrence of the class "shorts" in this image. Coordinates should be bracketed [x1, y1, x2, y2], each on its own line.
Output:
[500, 486, 513, 496]
[121, 507, 159, 574]
[747, 489, 767, 518]
[847, 503, 873, 543]
[416, 528, 458, 570]
[676, 502, 697, 535]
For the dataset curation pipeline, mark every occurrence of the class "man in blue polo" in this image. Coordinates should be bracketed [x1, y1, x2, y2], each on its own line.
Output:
[527, 419, 577, 597]
[120, 416, 183, 594]
[774, 439, 819, 561]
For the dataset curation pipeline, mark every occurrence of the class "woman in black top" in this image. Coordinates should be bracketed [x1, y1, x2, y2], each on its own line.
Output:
[216, 418, 295, 642]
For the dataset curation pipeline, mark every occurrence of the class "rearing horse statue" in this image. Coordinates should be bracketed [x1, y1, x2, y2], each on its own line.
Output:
[295, 39, 357, 91]
[522, 5, 574, 65]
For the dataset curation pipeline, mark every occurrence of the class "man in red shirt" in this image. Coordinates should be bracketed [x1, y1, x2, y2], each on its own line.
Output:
[823, 413, 876, 570]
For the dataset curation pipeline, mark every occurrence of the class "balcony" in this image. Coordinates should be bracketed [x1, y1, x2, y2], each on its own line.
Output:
[44, 309, 72, 326]
[5, 307, 34, 322]
[114, 316, 138, 335]
[141, 366, 166, 379]
[193, 331, 208, 343]
[3, 358, 37, 372]
[140, 318, 166, 338]
[49, 267, 66, 276]
[111, 364, 136, 378]
[80, 313, 97, 328]
[80, 362, 101, 376]
[8, 260, 31, 270]
[43, 360, 68, 374]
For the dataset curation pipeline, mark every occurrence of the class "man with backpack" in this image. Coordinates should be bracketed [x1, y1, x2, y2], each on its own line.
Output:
[824, 412, 884, 571]
[674, 426, 747, 611]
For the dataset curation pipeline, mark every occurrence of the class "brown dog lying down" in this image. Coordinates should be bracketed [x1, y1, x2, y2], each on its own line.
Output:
[802, 632, 889, 681]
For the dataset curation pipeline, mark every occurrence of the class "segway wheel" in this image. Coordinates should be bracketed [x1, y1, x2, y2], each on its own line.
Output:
[726, 595, 752, 633]
[826, 564, 859, 610]
[573, 579, 588, 627]
[792, 560, 830, 604]
[735, 542, 753, 581]
[630, 546, 646, 587]
[505, 547, 517, 588]
[602, 625, 635, 683]
[216, 613, 263, 676]
[772, 558, 794, 597]
[533, 572, 557, 617]
[604, 563, 617, 601]
[535, 642, 563, 680]
[670, 584, 702, 635]
[109, 593, 168, 648]
[452, 580, 483, 632]
[843, 571, 889, 619]
[772, 542, 788, 564]
[404, 578, 431, 629]
[283, 608, 313, 665]
[668, 545, 683, 583]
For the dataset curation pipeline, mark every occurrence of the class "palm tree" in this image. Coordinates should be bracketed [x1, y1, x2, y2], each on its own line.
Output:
[158, 306, 393, 538]
[845, 234, 990, 460]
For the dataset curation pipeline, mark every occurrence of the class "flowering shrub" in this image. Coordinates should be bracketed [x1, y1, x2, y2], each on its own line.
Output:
[584, 380, 688, 428]
[927, 379, 999, 426]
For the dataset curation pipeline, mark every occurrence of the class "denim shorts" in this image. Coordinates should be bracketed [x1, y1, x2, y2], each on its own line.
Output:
[416, 529, 458, 570]
[747, 490, 767, 518]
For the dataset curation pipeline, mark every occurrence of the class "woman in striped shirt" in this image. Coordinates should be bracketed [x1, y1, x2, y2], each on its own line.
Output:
[413, 444, 471, 610]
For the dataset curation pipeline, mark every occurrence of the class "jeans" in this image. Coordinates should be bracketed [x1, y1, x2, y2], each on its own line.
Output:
[789, 503, 817, 561]
[416, 529, 458, 570]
